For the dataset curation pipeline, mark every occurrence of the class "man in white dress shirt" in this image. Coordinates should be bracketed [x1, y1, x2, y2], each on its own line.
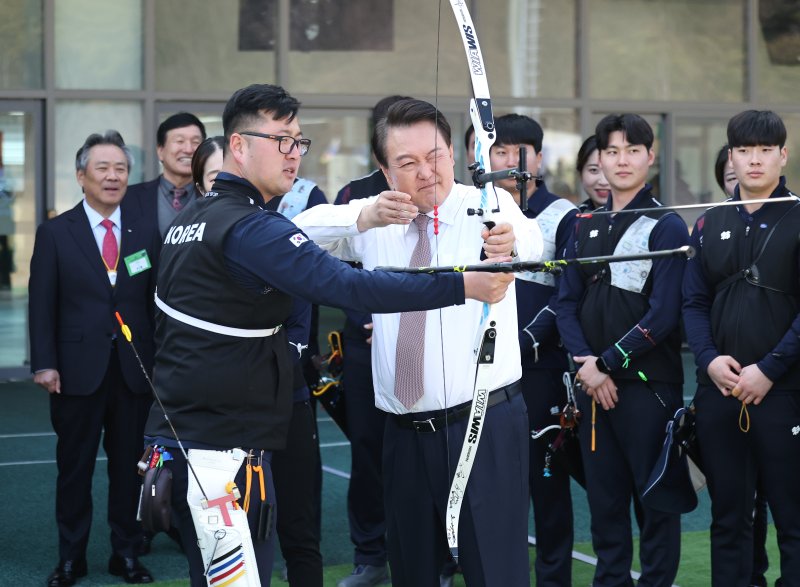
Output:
[294, 99, 543, 586]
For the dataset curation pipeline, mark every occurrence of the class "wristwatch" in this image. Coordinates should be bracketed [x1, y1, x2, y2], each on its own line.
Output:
[596, 355, 612, 375]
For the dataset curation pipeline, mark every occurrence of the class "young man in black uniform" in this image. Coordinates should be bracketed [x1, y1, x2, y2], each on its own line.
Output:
[144, 84, 513, 587]
[489, 113, 579, 587]
[556, 114, 690, 586]
[683, 110, 800, 587]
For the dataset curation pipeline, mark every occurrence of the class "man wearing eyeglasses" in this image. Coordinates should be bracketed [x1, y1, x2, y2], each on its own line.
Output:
[145, 84, 516, 587]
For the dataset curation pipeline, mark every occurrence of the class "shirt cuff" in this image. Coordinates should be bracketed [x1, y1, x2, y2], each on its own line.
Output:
[601, 349, 621, 372]
[757, 354, 784, 384]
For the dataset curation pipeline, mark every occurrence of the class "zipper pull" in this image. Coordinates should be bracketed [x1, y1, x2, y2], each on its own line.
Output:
[745, 225, 750, 237]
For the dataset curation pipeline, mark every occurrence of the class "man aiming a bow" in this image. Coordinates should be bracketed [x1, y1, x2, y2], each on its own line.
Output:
[556, 113, 690, 586]
[294, 98, 543, 586]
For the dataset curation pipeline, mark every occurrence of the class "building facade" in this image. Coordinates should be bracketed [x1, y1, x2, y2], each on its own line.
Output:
[1, 0, 799, 377]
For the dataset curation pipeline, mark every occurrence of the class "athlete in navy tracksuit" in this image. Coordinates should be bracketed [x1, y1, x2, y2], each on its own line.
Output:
[516, 179, 579, 587]
[488, 113, 581, 587]
[556, 114, 689, 587]
[683, 110, 800, 587]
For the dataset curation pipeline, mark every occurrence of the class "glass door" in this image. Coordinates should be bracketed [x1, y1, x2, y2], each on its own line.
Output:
[0, 101, 42, 377]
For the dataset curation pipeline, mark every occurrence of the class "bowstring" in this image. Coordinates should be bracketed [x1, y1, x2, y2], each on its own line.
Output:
[433, 0, 452, 487]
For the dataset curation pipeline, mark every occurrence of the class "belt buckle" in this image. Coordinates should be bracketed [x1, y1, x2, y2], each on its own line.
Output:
[413, 417, 437, 433]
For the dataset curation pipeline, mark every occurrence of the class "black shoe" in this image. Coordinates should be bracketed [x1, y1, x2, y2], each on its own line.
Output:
[108, 555, 153, 584]
[46, 559, 87, 587]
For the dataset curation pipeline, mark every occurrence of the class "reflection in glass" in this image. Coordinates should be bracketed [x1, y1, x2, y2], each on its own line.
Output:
[54, 102, 143, 216]
[757, 0, 800, 103]
[0, 0, 43, 89]
[288, 0, 466, 96]
[240, 0, 393, 52]
[479, 0, 576, 99]
[777, 114, 800, 192]
[589, 0, 745, 102]
[156, 0, 276, 92]
[294, 113, 370, 201]
[494, 108, 580, 200]
[675, 118, 729, 228]
[55, 0, 142, 90]
[0, 110, 36, 368]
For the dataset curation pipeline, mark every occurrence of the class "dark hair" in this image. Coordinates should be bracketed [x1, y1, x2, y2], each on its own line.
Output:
[727, 110, 786, 149]
[576, 135, 599, 172]
[595, 114, 654, 151]
[464, 124, 475, 153]
[222, 84, 301, 154]
[371, 95, 413, 128]
[75, 130, 133, 172]
[714, 144, 729, 192]
[372, 99, 451, 168]
[493, 114, 543, 154]
[156, 112, 206, 147]
[191, 136, 225, 192]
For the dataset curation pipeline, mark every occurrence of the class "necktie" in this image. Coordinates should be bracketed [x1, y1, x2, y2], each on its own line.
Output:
[171, 186, 187, 211]
[100, 218, 118, 274]
[394, 215, 432, 409]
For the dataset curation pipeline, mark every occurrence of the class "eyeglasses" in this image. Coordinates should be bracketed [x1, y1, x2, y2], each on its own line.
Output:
[239, 131, 311, 156]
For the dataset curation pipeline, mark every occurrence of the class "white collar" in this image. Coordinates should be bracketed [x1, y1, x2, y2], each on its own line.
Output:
[83, 199, 121, 229]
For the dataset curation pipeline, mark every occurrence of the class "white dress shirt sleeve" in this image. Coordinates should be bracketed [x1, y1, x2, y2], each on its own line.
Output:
[491, 187, 544, 262]
[292, 197, 376, 262]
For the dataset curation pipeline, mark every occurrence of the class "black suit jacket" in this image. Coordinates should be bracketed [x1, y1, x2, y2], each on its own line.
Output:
[28, 200, 160, 396]
[125, 178, 161, 237]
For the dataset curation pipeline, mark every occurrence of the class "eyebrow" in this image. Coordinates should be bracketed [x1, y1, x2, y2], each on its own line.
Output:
[92, 160, 127, 166]
[394, 146, 443, 162]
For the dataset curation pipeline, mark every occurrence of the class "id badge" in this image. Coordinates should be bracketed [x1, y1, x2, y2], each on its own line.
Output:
[124, 250, 152, 276]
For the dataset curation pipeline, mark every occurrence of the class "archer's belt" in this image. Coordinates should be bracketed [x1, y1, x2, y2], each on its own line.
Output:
[392, 381, 521, 433]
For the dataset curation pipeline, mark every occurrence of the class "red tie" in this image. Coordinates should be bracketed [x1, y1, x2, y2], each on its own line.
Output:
[172, 187, 187, 211]
[100, 218, 118, 270]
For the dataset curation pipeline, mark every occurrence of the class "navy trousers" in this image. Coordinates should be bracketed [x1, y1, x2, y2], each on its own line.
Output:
[342, 339, 388, 567]
[695, 384, 800, 587]
[272, 399, 323, 586]
[576, 379, 682, 587]
[383, 390, 530, 587]
[50, 353, 151, 561]
[522, 367, 576, 587]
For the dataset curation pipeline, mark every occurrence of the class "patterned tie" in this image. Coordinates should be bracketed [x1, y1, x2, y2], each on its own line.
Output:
[171, 186, 187, 211]
[394, 215, 431, 409]
[100, 218, 118, 270]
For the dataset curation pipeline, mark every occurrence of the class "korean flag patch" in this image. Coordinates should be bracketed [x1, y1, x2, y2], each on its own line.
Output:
[290, 233, 309, 247]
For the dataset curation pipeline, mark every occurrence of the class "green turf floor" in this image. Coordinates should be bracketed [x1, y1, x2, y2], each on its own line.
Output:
[0, 369, 784, 586]
[118, 527, 784, 587]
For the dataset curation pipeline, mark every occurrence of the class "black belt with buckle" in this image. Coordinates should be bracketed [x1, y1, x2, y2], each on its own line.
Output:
[393, 381, 521, 433]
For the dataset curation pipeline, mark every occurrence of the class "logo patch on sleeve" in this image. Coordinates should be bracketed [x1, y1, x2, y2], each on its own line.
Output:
[290, 233, 308, 247]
